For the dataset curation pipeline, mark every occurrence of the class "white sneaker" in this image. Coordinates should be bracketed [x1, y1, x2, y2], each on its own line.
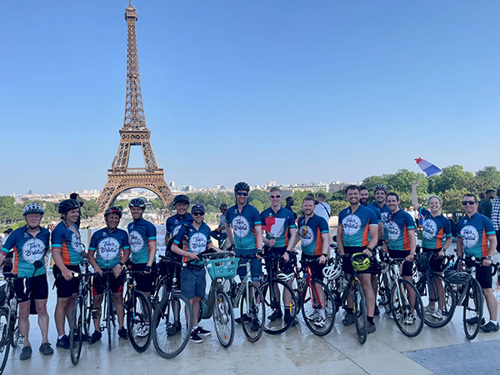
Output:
[404, 314, 415, 325]
[424, 305, 435, 314]
[314, 317, 326, 327]
[431, 310, 443, 320]
[135, 324, 150, 337]
[306, 309, 319, 321]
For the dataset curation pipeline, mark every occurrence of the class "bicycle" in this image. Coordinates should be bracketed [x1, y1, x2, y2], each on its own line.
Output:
[259, 250, 298, 335]
[413, 252, 456, 328]
[228, 253, 265, 342]
[124, 269, 153, 353]
[152, 257, 193, 359]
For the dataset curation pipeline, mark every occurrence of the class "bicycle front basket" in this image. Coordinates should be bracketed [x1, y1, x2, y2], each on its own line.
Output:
[206, 258, 239, 280]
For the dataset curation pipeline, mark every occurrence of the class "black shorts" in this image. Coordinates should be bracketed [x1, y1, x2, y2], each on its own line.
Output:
[465, 259, 493, 289]
[388, 250, 413, 277]
[53, 265, 80, 298]
[301, 254, 325, 280]
[422, 248, 445, 272]
[342, 247, 378, 275]
[14, 274, 49, 303]
[263, 246, 286, 274]
[93, 271, 125, 295]
[131, 262, 157, 294]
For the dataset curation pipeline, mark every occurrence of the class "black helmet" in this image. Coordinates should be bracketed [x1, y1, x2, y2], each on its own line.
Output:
[104, 206, 123, 218]
[173, 194, 190, 205]
[23, 203, 44, 216]
[444, 269, 470, 285]
[373, 184, 388, 193]
[415, 253, 431, 273]
[129, 198, 146, 209]
[58, 199, 81, 214]
[219, 203, 227, 209]
[234, 182, 250, 193]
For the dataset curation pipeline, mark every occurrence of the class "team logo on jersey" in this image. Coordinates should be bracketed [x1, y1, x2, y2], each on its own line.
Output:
[189, 233, 207, 253]
[71, 233, 82, 253]
[460, 225, 479, 249]
[129, 230, 145, 253]
[342, 214, 362, 236]
[232, 216, 250, 238]
[381, 212, 390, 223]
[22, 238, 45, 264]
[422, 219, 438, 240]
[387, 222, 401, 241]
[300, 225, 314, 247]
[172, 224, 182, 237]
[98, 237, 120, 261]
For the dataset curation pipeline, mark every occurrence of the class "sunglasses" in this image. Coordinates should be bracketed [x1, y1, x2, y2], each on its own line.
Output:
[270, 195, 281, 199]
[462, 201, 476, 206]
[236, 192, 248, 196]
[193, 211, 205, 216]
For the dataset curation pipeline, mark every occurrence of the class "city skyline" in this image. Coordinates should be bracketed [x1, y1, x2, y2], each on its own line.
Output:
[2, 1, 500, 196]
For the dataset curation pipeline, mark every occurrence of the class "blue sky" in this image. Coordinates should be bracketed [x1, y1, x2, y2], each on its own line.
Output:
[2, 1, 500, 195]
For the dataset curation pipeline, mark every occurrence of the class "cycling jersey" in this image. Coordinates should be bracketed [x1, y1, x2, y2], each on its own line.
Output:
[1, 226, 49, 277]
[457, 212, 495, 258]
[166, 213, 194, 238]
[298, 214, 329, 256]
[89, 227, 130, 269]
[174, 222, 212, 266]
[339, 205, 378, 247]
[51, 221, 83, 266]
[370, 202, 391, 240]
[127, 217, 156, 264]
[260, 207, 296, 248]
[418, 207, 451, 249]
[225, 204, 261, 250]
[386, 209, 415, 251]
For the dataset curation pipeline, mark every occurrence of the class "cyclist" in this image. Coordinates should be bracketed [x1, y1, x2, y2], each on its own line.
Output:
[211, 203, 228, 248]
[385, 192, 417, 324]
[52, 199, 85, 349]
[337, 185, 379, 333]
[288, 196, 330, 327]
[0, 203, 53, 360]
[225, 182, 263, 330]
[260, 186, 298, 325]
[411, 181, 452, 319]
[370, 184, 391, 242]
[88, 206, 131, 343]
[171, 204, 220, 343]
[457, 193, 498, 332]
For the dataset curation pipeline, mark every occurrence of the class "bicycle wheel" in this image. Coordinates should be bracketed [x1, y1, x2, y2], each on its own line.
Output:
[240, 283, 265, 342]
[261, 279, 298, 335]
[213, 290, 234, 347]
[127, 290, 153, 353]
[301, 279, 336, 336]
[70, 295, 84, 366]
[152, 291, 192, 359]
[353, 280, 367, 344]
[463, 279, 483, 340]
[83, 284, 93, 337]
[0, 308, 11, 374]
[390, 279, 424, 337]
[106, 290, 112, 352]
[421, 275, 456, 329]
[378, 273, 392, 314]
[11, 323, 20, 348]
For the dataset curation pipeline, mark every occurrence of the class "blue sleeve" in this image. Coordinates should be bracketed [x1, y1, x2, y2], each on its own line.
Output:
[405, 213, 415, 229]
[89, 232, 98, 251]
[253, 207, 261, 226]
[287, 211, 296, 228]
[122, 231, 130, 250]
[1, 231, 17, 253]
[225, 210, 231, 224]
[51, 226, 64, 248]
[165, 218, 172, 235]
[173, 226, 186, 245]
[457, 219, 464, 237]
[319, 216, 329, 233]
[484, 217, 495, 234]
[260, 210, 267, 225]
[443, 218, 452, 237]
[369, 210, 378, 225]
[419, 207, 431, 218]
[147, 222, 157, 241]
[338, 209, 345, 225]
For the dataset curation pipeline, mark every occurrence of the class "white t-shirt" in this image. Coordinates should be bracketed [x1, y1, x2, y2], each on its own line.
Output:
[314, 202, 331, 226]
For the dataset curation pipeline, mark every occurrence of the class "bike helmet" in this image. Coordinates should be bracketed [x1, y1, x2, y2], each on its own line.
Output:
[415, 254, 431, 273]
[444, 269, 470, 285]
[351, 253, 371, 272]
[58, 199, 81, 214]
[173, 194, 190, 205]
[234, 181, 250, 193]
[129, 198, 146, 209]
[104, 206, 123, 218]
[277, 272, 295, 282]
[23, 203, 44, 216]
[373, 184, 388, 193]
[323, 262, 342, 280]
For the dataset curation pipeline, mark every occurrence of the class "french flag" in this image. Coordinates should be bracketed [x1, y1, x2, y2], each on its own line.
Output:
[415, 157, 442, 177]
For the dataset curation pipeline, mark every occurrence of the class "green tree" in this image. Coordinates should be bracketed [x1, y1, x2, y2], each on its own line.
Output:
[475, 166, 500, 192]
[362, 176, 388, 193]
[81, 200, 99, 218]
[330, 200, 348, 216]
[386, 169, 428, 194]
[429, 165, 475, 195]
[249, 190, 269, 206]
[441, 188, 469, 214]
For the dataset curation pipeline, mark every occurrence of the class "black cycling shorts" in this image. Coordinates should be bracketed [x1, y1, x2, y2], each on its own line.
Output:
[131, 262, 157, 294]
[388, 250, 413, 277]
[422, 248, 445, 272]
[301, 254, 325, 280]
[14, 274, 49, 303]
[93, 271, 125, 295]
[53, 265, 80, 298]
[464, 259, 493, 289]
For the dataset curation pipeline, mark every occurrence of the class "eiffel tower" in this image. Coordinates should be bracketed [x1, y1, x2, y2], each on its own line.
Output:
[96, 1, 173, 213]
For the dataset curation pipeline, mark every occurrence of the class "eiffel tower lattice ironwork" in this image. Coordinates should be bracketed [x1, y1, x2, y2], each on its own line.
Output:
[96, 1, 173, 213]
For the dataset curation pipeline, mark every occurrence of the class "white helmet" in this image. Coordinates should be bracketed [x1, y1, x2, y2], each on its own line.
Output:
[277, 272, 295, 282]
[323, 263, 342, 280]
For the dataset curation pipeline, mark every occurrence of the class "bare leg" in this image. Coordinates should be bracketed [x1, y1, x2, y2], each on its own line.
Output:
[35, 299, 50, 344]
[18, 301, 31, 347]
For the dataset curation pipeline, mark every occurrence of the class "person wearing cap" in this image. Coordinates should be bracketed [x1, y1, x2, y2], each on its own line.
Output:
[0, 203, 53, 360]
[88, 206, 131, 343]
[210, 203, 228, 248]
[171, 204, 220, 343]
[492, 185, 500, 252]
[52, 199, 85, 349]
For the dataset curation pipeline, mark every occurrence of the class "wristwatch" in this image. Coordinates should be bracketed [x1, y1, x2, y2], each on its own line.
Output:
[322, 253, 328, 257]
[486, 256, 492, 260]
[118, 262, 124, 267]
[367, 247, 373, 252]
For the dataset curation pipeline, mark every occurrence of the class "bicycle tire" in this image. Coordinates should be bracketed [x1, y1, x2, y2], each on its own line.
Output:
[378, 272, 392, 315]
[152, 291, 192, 359]
[240, 283, 265, 342]
[127, 289, 153, 353]
[83, 283, 93, 337]
[261, 279, 298, 335]
[390, 278, 424, 337]
[0, 308, 12, 374]
[301, 279, 336, 336]
[70, 295, 84, 366]
[213, 290, 234, 347]
[106, 290, 112, 352]
[420, 275, 456, 329]
[463, 279, 483, 340]
[353, 280, 367, 344]
[11, 324, 20, 348]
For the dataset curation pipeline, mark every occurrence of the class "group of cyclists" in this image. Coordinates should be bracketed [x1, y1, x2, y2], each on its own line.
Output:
[0, 179, 498, 364]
